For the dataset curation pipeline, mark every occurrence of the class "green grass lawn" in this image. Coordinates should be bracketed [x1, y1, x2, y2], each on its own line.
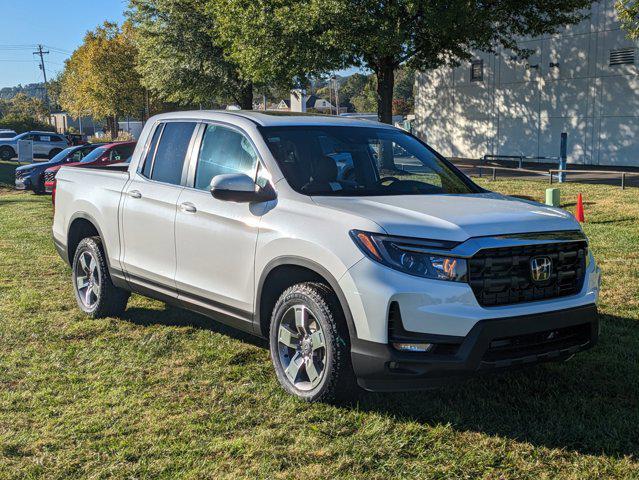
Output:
[0, 165, 638, 478]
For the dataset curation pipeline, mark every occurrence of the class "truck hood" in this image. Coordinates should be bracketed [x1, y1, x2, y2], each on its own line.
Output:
[312, 192, 580, 241]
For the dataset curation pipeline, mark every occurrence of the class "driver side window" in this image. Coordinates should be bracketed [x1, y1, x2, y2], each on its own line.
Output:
[193, 124, 258, 191]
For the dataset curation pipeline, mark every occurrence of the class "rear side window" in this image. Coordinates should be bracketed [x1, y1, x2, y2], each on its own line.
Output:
[149, 122, 196, 185]
[194, 124, 258, 191]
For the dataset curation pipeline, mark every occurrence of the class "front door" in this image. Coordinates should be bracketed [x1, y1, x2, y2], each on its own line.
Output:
[175, 123, 267, 317]
[120, 121, 198, 293]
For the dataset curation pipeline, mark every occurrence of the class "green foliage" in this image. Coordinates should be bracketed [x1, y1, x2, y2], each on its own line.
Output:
[616, 0, 639, 38]
[0, 115, 53, 134]
[59, 21, 145, 131]
[0, 93, 48, 120]
[128, 0, 254, 108]
[350, 76, 378, 113]
[212, 0, 351, 90]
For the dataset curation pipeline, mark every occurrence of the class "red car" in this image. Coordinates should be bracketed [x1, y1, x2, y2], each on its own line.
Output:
[45, 141, 136, 193]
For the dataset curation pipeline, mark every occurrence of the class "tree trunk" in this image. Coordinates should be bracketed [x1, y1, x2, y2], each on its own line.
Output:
[106, 115, 118, 139]
[376, 60, 395, 124]
[376, 60, 396, 170]
[112, 115, 119, 139]
[239, 82, 253, 110]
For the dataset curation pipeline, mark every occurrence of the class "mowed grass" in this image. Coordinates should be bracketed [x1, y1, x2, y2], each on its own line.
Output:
[0, 160, 638, 478]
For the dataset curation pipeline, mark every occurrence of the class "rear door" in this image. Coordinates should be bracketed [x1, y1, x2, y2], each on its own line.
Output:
[34, 134, 53, 156]
[174, 123, 266, 317]
[120, 121, 198, 293]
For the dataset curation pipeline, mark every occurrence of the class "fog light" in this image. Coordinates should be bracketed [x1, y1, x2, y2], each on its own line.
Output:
[392, 342, 434, 352]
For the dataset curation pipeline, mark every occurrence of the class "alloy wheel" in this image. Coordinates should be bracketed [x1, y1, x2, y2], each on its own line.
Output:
[74, 251, 100, 308]
[277, 304, 327, 390]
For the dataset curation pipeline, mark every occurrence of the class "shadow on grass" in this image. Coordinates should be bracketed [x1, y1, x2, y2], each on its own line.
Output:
[118, 304, 638, 457]
[355, 312, 639, 458]
[121, 305, 267, 349]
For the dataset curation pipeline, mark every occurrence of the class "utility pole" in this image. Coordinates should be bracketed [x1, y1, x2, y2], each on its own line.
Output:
[33, 44, 51, 116]
[334, 77, 340, 116]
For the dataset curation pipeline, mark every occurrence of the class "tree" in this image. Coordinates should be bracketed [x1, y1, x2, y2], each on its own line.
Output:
[60, 22, 145, 138]
[3, 93, 47, 119]
[617, 0, 639, 38]
[128, 0, 254, 109]
[350, 76, 378, 112]
[392, 98, 412, 116]
[215, 0, 593, 125]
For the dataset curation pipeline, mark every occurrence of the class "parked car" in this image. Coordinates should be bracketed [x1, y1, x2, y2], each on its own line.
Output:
[44, 141, 136, 193]
[0, 129, 17, 139]
[0, 131, 69, 161]
[14, 143, 105, 194]
[52, 111, 601, 402]
[66, 133, 88, 146]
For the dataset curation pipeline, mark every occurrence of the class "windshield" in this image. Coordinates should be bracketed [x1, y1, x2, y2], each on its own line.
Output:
[48, 147, 75, 163]
[260, 126, 479, 196]
[80, 147, 107, 163]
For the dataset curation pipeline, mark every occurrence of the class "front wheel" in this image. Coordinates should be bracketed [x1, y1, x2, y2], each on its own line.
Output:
[269, 282, 356, 402]
[72, 237, 130, 318]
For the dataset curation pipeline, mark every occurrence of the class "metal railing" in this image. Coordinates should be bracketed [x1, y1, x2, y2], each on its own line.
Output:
[482, 154, 559, 169]
[549, 169, 638, 189]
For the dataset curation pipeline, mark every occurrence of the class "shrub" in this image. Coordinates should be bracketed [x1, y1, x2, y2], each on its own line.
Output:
[0, 115, 55, 134]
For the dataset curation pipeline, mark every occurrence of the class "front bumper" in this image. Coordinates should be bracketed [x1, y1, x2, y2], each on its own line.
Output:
[351, 304, 598, 391]
[14, 178, 29, 190]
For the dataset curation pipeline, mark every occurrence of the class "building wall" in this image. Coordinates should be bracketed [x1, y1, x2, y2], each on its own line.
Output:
[414, 1, 639, 167]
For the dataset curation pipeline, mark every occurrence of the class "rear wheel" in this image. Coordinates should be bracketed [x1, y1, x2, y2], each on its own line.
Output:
[0, 146, 15, 161]
[269, 282, 356, 402]
[72, 237, 130, 318]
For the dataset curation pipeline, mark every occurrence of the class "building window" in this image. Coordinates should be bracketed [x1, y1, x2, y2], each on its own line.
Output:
[470, 59, 484, 81]
[609, 48, 635, 66]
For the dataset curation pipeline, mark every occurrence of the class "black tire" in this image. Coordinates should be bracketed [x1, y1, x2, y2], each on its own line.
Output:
[33, 175, 46, 195]
[269, 282, 356, 402]
[71, 237, 130, 318]
[48, 148, 62, 159]
[0, 146, 15, 161]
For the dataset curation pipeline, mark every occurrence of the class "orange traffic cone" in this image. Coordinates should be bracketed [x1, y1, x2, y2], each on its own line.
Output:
[575, 193, 585, 222]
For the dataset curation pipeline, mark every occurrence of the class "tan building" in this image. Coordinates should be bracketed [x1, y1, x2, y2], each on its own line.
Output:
[414, 1, 639, 167]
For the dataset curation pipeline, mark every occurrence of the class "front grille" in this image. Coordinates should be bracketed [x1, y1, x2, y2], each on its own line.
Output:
[483, 323, 591, 363]
[15, 170, 27, 180]
[469, 241, 587, 307]
[44, 171, 56, 183]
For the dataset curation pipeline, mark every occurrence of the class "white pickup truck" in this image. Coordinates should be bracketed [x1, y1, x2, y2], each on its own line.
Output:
[52, 111, 601, 402]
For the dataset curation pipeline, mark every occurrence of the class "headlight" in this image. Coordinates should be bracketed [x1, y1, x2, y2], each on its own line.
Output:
[350, 230, 467, 282]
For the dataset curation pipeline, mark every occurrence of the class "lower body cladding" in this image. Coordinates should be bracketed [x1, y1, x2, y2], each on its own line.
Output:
[351, 304, 598, 391]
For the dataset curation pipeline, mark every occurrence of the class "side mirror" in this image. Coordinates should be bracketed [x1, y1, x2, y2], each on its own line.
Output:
[210, 173, 276, 203]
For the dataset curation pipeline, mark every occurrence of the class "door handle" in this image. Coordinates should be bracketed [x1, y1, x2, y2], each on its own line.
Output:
[129, 190, 142, 199]
[180, 202, 197, 213]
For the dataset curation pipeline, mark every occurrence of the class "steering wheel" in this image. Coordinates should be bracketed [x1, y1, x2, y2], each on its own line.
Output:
[378, 176, 400, 186]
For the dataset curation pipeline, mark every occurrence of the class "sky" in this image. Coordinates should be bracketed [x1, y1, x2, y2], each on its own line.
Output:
[0, 0, 127, 89]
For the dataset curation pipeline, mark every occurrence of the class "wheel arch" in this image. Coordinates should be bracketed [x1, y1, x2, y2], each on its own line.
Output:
[67, 212, 111, 271]
[256, 257, 358, 341]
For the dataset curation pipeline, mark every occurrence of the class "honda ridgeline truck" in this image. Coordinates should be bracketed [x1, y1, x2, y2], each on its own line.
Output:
[52, 111, 601, 402]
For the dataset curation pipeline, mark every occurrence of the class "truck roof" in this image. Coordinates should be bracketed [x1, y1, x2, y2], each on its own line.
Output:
[147, 110, 396, 129]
